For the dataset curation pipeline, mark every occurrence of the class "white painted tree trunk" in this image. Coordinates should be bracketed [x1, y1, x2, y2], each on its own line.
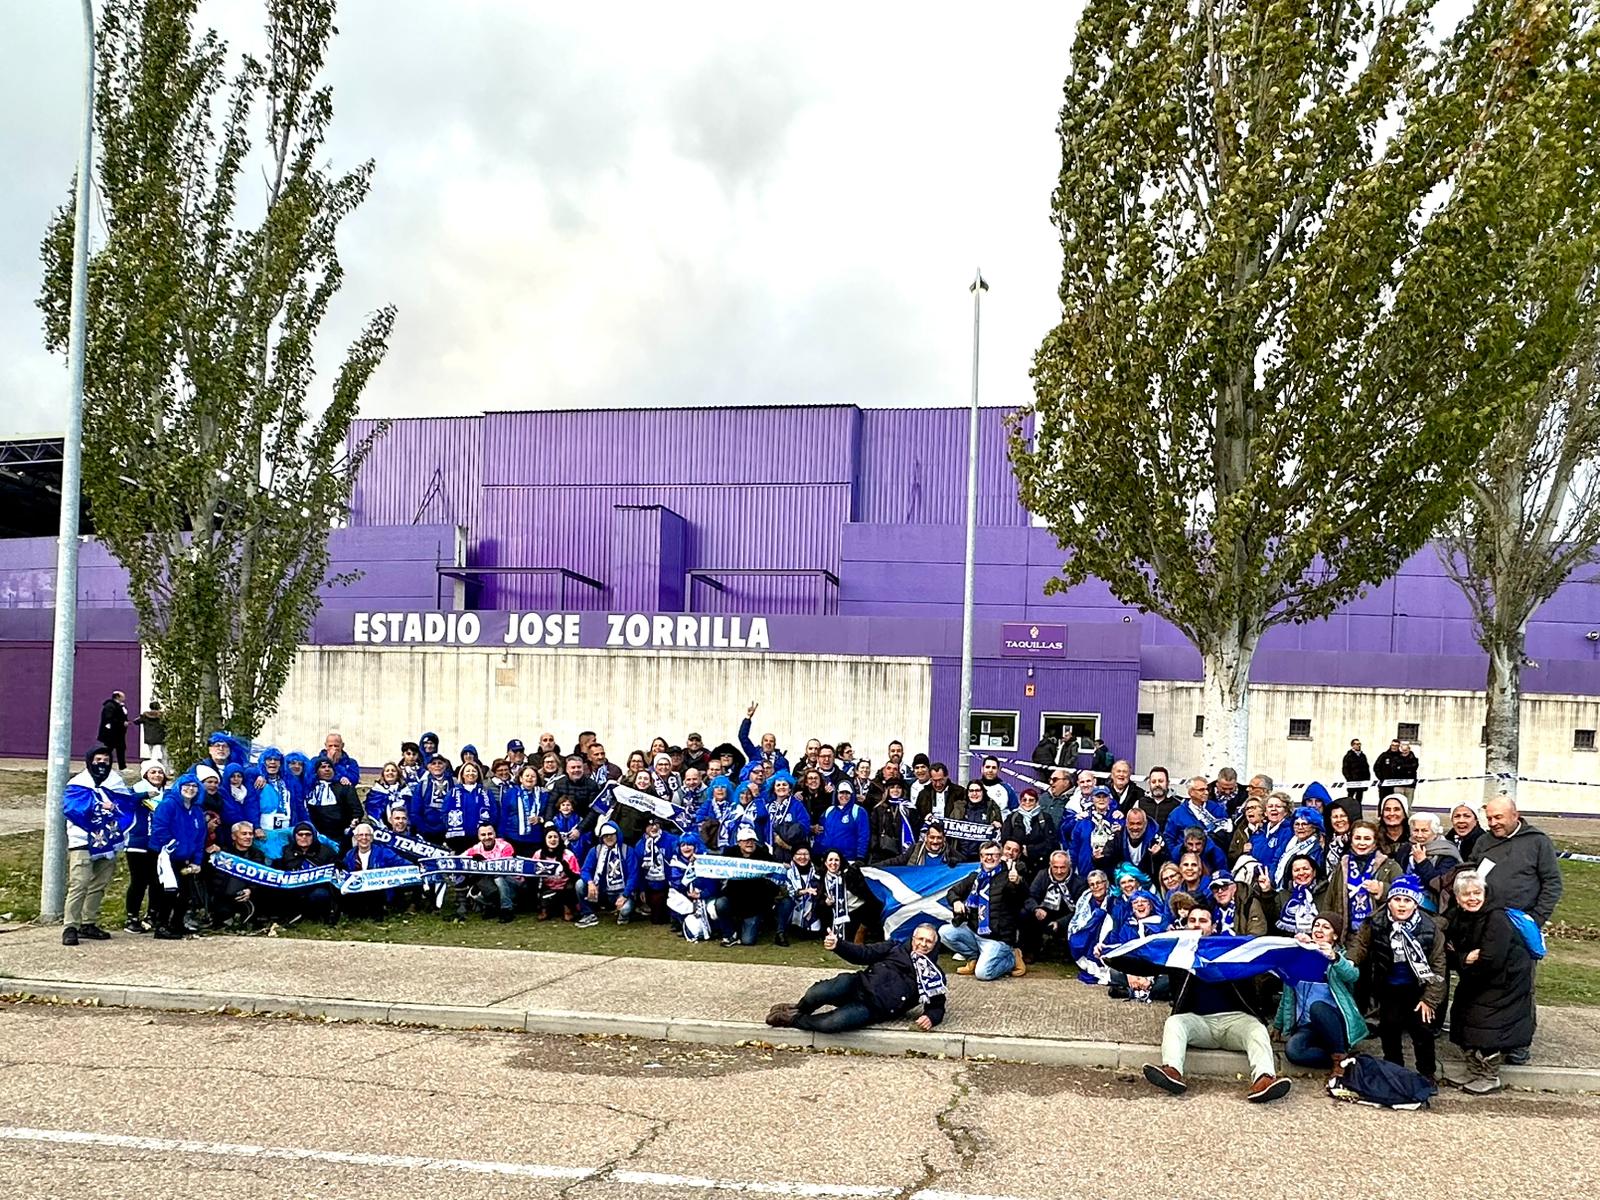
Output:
[1482, 631, 1524, 805]
[1201, 638, 1255, 778]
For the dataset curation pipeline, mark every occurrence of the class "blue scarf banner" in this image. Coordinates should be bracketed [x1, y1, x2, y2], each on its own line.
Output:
[938, 817, 996, 844]
[417, 855, 565, 879]
[340, 865, 423, 895]
[369, 826, 450, 860]
[692, 854, 789, 881]
[211, 852, 338, 890]
[613, 783, 689, 830]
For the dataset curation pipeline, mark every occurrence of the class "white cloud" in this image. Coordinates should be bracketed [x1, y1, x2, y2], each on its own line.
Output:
[0, 1, 1081, 436]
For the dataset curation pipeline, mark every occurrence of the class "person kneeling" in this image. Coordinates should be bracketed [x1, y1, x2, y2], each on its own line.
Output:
[767, 924, 946, 1034]
[342, 822, 410, 921]
[207, 821, 267, 930]
[939, 841, 1024, 980]
[461, 821, 519, 922]
[1141, 907, 1292, 1103]
[577, 822, 637, 929]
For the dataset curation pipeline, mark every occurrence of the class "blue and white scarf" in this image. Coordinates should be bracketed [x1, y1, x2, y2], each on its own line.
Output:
[1345, 854, 1377, 930]
[968, 866, 999, 936]
[641, 833, 667, 883]
[1390, 912, 1443, 983]
[1214, 902, 1237, 935]
[1275, 884, 1318, 934]
[786, 863, 820, 930]
[912, 952, 946, 1005]
[824, 869, 849, 933]
[596, 844, 625, 893]
[1180, 799, 1226, 837]
[308, 780, 338, 809]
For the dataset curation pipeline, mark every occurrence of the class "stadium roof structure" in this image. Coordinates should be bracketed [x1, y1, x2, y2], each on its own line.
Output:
[0, 436, 89, 538]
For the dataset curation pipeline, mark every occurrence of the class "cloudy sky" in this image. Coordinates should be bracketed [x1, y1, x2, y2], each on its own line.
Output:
[1, 1, 1082, 437]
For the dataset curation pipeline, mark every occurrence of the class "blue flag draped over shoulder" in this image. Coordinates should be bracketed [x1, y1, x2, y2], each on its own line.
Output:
[859, 863, 979, 941]
[1103, 932, 1330, 985]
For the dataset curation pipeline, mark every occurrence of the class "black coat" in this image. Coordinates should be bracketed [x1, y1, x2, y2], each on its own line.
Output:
[1447, 906, 1536, 1052]
[833, 939, 946, 1024]
[1341, 750, 1371, 785]
[1000, 809, 1058, 872]
[948, 866, 1026, 945]
[98, 698, 127, 738]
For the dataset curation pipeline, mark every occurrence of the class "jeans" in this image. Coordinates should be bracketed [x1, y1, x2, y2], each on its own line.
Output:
[938, 923, 1016, 980]
[470, 877, 516, 913]
[793, 972, 877, 1034]
[580, 885, 634, 919]
[65, 850, 117, 928]
[1284, 1000, 1348, 1068]
[1161, 1012, 1277, 1079]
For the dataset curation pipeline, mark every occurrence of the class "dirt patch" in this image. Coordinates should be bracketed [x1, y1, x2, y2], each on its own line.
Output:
[505, 1033, 795, 1079]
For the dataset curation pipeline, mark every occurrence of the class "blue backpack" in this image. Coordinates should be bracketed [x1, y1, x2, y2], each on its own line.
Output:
[1505, 908, 1547, 959]
[1331, 1054, 1437, 1109]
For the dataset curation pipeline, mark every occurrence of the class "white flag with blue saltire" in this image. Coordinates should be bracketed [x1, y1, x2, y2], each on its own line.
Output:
[859, 862, 980, 941]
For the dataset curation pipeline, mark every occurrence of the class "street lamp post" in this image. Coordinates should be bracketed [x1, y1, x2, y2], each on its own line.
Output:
[956, 269, 986, 787]
[40, 0, 98, 922]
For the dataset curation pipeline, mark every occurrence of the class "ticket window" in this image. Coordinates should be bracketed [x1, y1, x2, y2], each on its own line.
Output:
[967, 711, 1019, 751]
[1039, 712, 1100, 754]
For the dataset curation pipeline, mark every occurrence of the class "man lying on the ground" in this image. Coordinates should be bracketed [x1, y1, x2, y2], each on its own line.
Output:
[765, 923, 946, 1034]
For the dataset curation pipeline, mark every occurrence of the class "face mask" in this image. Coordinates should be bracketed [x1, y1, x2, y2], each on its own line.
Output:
[88, 760, 113, 785]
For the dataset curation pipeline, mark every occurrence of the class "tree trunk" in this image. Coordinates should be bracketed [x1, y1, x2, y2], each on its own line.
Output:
[1482, 629, 1524, 804]
[1201, 636, 1256, 777]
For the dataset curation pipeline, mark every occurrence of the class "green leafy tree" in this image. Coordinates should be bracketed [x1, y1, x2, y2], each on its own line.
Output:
[1015, 0, 1592, 771]
[38, 0, 393, 769]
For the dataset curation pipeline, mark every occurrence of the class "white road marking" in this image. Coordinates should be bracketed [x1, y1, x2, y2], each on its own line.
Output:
[0, 1126, 1028, 1200]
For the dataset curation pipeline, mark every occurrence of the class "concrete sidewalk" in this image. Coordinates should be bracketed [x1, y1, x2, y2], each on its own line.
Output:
[2, 925, 1596, 1092]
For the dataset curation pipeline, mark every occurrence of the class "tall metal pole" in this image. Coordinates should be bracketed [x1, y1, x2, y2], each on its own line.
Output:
[956, 269, 986, 787]
[40, 0, 98, 923]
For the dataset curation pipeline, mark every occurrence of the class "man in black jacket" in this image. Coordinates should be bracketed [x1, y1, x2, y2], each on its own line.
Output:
[1139, 907, 1292, 1102]
[98, 691, 130, 770]
[549, 754, 601, 817]
[1340, 739, 1371, 813]
[271, 822, 339, 925]
[766, 924, 946, 1033]
[939, 841, 1027, 980]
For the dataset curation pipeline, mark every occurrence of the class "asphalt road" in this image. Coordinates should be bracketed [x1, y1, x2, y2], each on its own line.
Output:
[1, 1001, 1598, 1200]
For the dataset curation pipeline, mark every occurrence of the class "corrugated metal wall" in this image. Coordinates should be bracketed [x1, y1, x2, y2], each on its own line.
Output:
[349, 416, 482, 529]
[854, 407, 1029, 526]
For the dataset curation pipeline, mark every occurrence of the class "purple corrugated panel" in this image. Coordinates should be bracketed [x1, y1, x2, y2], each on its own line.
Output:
[689, 572, 838, 616]
[477, 408, 859, 487]
[472, 483, 851, 610]
[0, 641, 141, 757]
[659, 509, 688, 611]
[610, 505, 671, 613]
[855, 408, 1029, 525]
[347, 416, 481, 529]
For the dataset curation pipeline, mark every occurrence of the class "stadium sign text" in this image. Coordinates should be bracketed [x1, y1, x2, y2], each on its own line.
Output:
[351, 610, 771, 651]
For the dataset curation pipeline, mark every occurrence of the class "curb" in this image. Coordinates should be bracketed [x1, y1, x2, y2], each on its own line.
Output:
[2, 978, 1594, 1094]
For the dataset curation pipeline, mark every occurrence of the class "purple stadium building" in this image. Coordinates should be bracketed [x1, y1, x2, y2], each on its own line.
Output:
[3, 405, 1597, 812]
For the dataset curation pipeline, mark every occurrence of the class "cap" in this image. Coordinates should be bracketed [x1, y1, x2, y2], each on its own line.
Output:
[735, 824, 759, 841]
[1207, 871, 1236, 891]
[599, 822, 620, 838]
[506, 738, 525, 752]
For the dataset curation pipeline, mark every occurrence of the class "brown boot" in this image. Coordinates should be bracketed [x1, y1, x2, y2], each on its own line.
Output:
[1010, 958, 1027, 977]
[1246, 1074, 1292, 1103]
[765, 1003, 800, 1028]
[956, 960, 978, 976]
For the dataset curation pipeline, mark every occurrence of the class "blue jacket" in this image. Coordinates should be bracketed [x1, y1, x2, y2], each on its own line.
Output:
[128, 782, 161, 852]
[363, 781, 415, 825]
[440, 783, 499, 842]
[151, 786, 207, 866]
[343, 843, 407, 872]
[816, 801, 870, 863]
[221, 765, 261, 832]
[1252, 821, 1294, 879]
[635, 830, 679, 886]
[1163, 800, 1230, 850]
[581, 841, 640, 893]
[1070, 812, 1125, 878]
[500, 785, 547, 841]
[737, 717, 790, 775]
[283, 752, 314, 807]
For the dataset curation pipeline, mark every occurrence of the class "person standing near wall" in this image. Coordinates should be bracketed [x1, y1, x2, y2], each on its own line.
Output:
[61, 745, 137, 946]
[134, 700, 168, 771]
[1340, 739, 1370, 815]
[98, 691, 130, 771]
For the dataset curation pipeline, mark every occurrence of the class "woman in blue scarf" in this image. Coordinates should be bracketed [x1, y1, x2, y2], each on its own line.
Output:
[762, 770, 811, 861]
[1272, 806, 1326, 889]
[220, 764, 260, 835]
[1102, 889, 1171, 1002]
[1272, 853, 1325, 936]
[501, 764, 547, 855]
[363, 762, 414, 827]
[443, 761, 498, 852]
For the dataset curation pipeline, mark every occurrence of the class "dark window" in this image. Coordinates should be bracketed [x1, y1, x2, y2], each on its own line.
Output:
[1136, 712, 1155, 735]
[967, 711, 1019, 752]
[1397, 722, 1420, 743]
[1288, 718, 1312, 740]
[1577, 729, 1597, 752]
[1193, 714, 1205, 737]
[1480, 725, 1488, 747]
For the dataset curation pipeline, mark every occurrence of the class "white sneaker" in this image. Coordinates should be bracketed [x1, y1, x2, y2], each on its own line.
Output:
[575, 914, 599, 929]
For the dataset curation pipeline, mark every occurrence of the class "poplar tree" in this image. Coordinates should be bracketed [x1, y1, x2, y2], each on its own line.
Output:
[38, 0, 392, 769]
[1016, 0, 1596, 771]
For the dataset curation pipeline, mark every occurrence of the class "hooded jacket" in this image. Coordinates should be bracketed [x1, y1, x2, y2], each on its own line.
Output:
[63, 755, 136, 858]
[816, 793, 870, 863]
[220, 764, 261, 833]
[151, 775, 208, 867]
[1470, 820, 1563, 925]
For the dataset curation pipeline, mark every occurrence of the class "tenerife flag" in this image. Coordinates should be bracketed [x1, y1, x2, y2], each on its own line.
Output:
[860, 863, 979, 941]
[1103, 933, 1331, 985]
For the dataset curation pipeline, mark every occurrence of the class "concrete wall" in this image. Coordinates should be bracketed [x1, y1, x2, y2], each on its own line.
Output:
[1136, 681, 1600, 815]
[257, 646, 934, 771]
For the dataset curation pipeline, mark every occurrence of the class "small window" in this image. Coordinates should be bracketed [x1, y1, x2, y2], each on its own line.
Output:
[1193, 714, 1205, 737]
[1480, 725, 1489, 747]
[1288, 718, 1312, 740]
[1577, 729, 1597, 752]
[1136, 712, 1155, 735]
[1397, 722, 1420, 743]
[967, 710, 1019, 752]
